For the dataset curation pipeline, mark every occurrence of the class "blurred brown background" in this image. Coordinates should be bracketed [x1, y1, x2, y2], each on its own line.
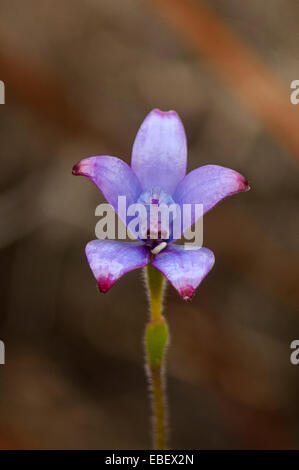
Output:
[0, 0, 299, 449]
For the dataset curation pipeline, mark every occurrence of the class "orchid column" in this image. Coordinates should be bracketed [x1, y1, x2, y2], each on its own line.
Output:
[72, 109, 249, 449]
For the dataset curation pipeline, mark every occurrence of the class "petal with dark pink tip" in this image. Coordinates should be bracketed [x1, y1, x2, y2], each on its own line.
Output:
[73, 156, 142, 225]
[131, 109, 187, 194]
[173, 165, 249, 235]
[85, 240, 150, 293]
[152, 245, 215, 300]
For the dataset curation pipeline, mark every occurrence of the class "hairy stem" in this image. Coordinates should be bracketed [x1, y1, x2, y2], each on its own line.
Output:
[150, 366, 167, 450]
[145, 264, 169, 450]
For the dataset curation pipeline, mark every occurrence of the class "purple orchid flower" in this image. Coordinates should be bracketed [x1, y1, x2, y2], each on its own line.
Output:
[73, 109, 249, 300]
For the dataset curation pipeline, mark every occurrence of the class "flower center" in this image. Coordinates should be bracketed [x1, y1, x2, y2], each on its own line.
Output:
[136, 187, 178, 251]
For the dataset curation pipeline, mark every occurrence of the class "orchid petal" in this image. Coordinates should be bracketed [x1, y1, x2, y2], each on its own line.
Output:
[174, 165, 249, 234]
[131, 109, 187, 194]
[152, 245, 215, 300]
[73, 156, 142, 224]
[85, 240, 150, 293]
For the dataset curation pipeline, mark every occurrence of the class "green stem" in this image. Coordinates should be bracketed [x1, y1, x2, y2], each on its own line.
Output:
[145, 264, 169, 450]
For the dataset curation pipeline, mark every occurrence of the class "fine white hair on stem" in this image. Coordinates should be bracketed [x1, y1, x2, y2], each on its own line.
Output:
[143, 321, 171, 449]
[141, 266, 168, 317]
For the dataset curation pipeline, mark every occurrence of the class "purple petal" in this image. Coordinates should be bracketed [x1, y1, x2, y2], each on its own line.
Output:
[73, 156, 142, 223]
[174, 165, 249, 233]
[131, 109, 187, 194]
[85, 240, 150, 293]
[152, 245, 215, 300]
